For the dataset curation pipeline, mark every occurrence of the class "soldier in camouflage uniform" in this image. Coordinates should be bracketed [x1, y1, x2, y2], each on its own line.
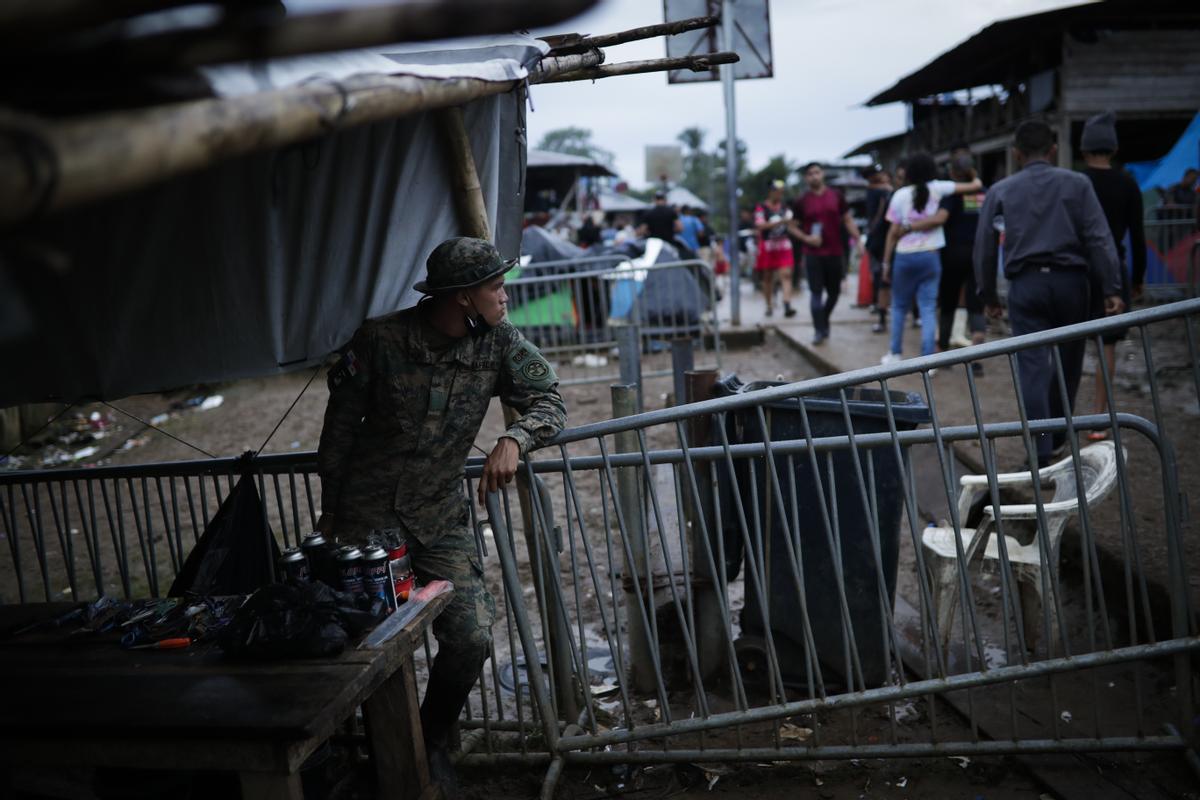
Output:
[316, 237, 566, 790]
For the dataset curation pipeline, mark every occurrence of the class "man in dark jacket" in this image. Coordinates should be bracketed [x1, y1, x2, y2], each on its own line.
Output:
[974, 120, 1124, 465]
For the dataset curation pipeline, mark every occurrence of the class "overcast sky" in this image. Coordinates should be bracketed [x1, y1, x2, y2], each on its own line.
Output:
[527, 0, 1087, 186]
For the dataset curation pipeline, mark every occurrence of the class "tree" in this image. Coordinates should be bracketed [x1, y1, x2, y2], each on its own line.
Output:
[677, 126, 716, 210]
[535, 126, 615, 167]
[740, 154, 798, 208]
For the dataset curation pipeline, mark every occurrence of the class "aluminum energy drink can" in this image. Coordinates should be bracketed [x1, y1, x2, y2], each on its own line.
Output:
[384, 534, 414, 605]
[279, 547, 309, 582]
[336, 545, 364, 595]
[301, 532, 332, 584]
[361, 544, 392, 610]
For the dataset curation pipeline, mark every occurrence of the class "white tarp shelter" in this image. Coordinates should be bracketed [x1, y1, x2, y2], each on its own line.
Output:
[2, 37, 544, 405]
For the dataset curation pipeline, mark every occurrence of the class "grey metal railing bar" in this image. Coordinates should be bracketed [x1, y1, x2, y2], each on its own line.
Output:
[552, 637, 1200, 752]
[551, 299, 1200, 444]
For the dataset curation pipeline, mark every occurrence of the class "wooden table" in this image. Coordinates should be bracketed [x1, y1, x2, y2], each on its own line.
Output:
[0, 592, 451, 799]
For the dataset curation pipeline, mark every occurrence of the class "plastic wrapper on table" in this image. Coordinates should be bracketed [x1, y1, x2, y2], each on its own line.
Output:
[219, 581, 386, 660]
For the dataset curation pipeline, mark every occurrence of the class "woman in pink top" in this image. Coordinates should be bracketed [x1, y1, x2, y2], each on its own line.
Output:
[754, 181, 796, 317]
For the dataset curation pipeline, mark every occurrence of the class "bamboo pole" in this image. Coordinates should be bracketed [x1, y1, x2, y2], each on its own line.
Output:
[437, 96, 584, 722]
[0, 50, 601, 227]
[0, 1, 191, 38]
[0, 1, 600, 68]
[542, 15, 718, 55]
[538, 52, 739, 84]
[436, 106, 491, 241]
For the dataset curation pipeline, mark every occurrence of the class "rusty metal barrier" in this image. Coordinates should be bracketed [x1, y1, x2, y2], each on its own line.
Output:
[2, 299, 1198, 792]
[504, 257, 722, 386]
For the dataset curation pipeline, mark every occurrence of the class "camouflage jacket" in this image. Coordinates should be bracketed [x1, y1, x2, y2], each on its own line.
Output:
[317, 308, 566, 545]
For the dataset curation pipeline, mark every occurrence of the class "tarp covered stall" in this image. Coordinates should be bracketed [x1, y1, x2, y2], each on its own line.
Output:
[1126, 110, 1200, 192]
[605, 238, 713, 333]
[1, 37, 544, 407]
[666, 186, 708, 211]
[508, 226, 586, 330]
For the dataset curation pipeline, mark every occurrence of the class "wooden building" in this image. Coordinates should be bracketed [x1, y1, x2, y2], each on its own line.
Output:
[846, 0, 1200, 184]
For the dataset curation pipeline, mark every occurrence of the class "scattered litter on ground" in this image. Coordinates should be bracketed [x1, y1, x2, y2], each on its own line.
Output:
[121, 434, 151, 451]
[892, 700, 920, 723]
[896, 776, 908, 788]
[571, 354, 608, 368]
[199, 395, 224, 411]
[779, 723, 813, 742]
[948, 756, 970, 768]
[1060, 710, 1072, 723]
[150, 413, 170, 426]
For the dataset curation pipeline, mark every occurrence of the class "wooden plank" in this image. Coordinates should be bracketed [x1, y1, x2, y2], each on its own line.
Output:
[0, 596, 451, 781]
[239, 769, 304, 800]
[363, 657, 432, 800]
[0, 734, 289, 772]
[0, 667, 363, 738]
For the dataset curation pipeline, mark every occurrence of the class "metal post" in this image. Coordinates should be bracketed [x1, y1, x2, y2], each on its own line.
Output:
[670, 338, 695, 407]
[502, 406, 580, 724]
[530, 475, 583, 725]
[615, 322, 643, 412]
[721, 0, 740, 327]
[611, 384, 655, 693]
[683, 369, 726, 680]
[484, 493, 560, 749]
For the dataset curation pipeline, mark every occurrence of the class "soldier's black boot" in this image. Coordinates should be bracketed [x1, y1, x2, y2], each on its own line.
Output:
[420, 650, 484, 799]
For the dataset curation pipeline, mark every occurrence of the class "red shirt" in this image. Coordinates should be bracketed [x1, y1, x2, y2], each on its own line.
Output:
[792, 189, 848, 256]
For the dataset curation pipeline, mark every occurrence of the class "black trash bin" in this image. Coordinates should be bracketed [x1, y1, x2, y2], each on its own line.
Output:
[712, 376, 930, 689]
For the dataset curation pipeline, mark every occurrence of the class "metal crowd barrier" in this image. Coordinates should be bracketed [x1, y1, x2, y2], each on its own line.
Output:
[505, 258, 722, 387]
[1143, 216, 1199, 300]
[1, 299, 1198, 792]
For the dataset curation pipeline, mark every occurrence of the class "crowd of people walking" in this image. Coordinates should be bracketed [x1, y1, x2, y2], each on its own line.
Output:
[731, 115, 1146, 464]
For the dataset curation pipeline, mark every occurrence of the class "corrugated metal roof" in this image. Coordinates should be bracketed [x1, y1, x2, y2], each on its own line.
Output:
[527, 149, 617, 176]
[843, 131, 908, 158]
[865, 1, 1200, 107]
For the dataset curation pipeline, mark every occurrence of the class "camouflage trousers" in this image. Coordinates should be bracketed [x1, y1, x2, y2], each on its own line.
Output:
[409, 523, 496, 664]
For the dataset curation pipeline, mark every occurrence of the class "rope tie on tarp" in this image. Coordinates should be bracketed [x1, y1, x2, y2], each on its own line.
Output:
[254, 361, 324, 456]
[103, 401, 219, 459]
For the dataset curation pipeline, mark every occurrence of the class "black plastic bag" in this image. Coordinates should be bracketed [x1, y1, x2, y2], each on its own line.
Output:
[220, 581, 387, 660]
[169, 465, 280, 597]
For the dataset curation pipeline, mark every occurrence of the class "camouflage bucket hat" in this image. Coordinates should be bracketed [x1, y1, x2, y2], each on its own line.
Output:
[413, 236, 517, 294]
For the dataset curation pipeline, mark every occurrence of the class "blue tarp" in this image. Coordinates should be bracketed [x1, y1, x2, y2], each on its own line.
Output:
[1126, 111, 1200, 190]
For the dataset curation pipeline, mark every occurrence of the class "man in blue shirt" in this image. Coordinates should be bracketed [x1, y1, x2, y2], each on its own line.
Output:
[679, 205, 704, 255]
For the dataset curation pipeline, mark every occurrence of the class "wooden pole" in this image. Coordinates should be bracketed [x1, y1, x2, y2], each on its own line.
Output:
[0, 50, 601, 227]
[0, 0, 600, 68]
[435, 106, 491, 240]
[538, 52, 739, 84]
[0, 1, 191, 38]
[542, 15, 718, 54]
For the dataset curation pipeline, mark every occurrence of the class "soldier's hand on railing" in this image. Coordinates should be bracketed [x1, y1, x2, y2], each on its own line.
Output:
[1104, 294, 1125, 315]
[478, 436, 520, 506]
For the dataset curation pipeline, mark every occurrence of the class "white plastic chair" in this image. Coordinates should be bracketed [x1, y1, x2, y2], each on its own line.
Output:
[920, 441, 1120, 653]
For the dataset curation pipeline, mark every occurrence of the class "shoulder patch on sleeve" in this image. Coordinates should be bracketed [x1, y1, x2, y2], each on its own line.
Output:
[506, 339, 557, 391]
[328, 348, 364, 389]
